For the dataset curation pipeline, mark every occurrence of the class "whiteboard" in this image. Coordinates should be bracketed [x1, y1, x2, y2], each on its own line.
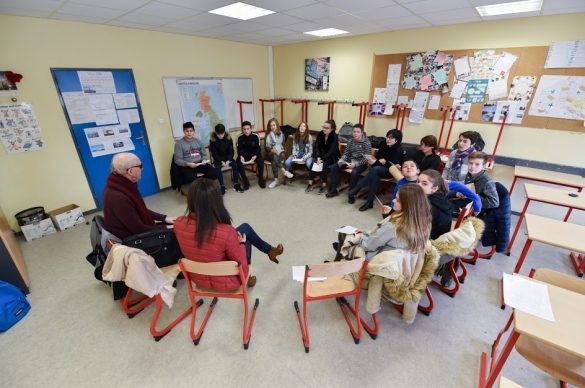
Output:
[162, 77, 255, 139]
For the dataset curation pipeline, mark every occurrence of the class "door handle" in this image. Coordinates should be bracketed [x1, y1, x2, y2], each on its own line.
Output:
[136, 131, 146, 146]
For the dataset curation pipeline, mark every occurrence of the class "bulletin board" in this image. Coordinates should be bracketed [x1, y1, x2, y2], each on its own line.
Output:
[369, 46, 585, 132]
[162, 77, 255, 140]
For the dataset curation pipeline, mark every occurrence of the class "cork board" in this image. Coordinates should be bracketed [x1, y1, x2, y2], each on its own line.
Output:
[369, 46, 585, 132]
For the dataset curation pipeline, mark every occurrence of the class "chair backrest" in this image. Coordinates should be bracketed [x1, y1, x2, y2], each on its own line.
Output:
[180, 259, 240, 277]
[307, 257, 365, 278]
[453, 202, 474, 229]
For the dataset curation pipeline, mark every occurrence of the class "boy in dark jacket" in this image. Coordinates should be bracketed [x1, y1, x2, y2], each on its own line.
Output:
[463, 152, 499, 210]
[236, 121, 265, 190]
[210, 124, 240, 194]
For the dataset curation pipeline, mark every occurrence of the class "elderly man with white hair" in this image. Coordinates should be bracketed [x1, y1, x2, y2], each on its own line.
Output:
[103, 152, 176, 240]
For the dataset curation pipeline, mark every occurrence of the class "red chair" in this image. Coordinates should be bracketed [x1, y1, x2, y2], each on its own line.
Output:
[293, 258, 370, 353]
[179, 259, 259, 350]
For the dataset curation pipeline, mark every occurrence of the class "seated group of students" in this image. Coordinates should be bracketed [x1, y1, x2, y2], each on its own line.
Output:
[168, 119, 504, 291]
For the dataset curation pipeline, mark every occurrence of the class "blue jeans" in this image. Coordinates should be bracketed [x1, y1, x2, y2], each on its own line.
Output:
[284, 155, 313, 172]
[213, 160, 239, 188]
[235, 223, 272, 264]
[353, 165, 391, 202]
[330, 163, 367, 191]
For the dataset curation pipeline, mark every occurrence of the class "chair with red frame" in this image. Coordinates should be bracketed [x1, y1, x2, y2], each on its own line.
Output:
[293, 258, 371, 353]
[179, 259, 259, 350]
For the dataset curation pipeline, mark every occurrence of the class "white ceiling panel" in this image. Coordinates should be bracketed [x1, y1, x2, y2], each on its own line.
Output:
[216, 21, 272, 33]
[323, 0, 398, 13]
[69, 0, 149, 12]
[543, 0, 585, 11]
[55, 3, 127, 19]
[112, 12, 176, 27]
[170, 12, 236, 30]
[480, 10, 542, 20]
[354, 4, 414, 20]
[0, 0, 62, 12]
[283, 21, 329, 33]
[0, 6, 55, 17]
[402, 0, 468, 14]
[254, 12, 306, 27]
[543, 7, 585, 15]
[155, 0, 234, 11]
[52, 13, 113, 24]
[283, 3, 347, 20]
[244, 0, 318, 13]
[131, 1, 200, 18]
[377, 14, 431, 29]
[421, 8, 482, 24]
[107, 20, 158, 29]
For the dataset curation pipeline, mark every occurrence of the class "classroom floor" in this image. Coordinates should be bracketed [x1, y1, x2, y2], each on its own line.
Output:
[1, 164, 583, 388]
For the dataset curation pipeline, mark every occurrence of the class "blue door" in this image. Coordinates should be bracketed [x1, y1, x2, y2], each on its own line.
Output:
[51, 69, 159, 209]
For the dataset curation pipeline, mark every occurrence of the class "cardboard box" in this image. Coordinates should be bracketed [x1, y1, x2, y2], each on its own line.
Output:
[21, 218, 57, 241]
[48, 204, 85, 231]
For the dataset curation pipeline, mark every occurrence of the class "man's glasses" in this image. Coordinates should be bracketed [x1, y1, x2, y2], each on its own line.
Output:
[127, 164, 143, 171]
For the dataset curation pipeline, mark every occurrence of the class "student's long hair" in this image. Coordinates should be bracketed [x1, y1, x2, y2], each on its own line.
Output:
[420, 169, 449, 195]
[392, 184, 432, 254]
[420, 135, 438, 153]
[294, 122, 310, 144]
[186, 179, 232, 247]
[267, 117, 281, 136]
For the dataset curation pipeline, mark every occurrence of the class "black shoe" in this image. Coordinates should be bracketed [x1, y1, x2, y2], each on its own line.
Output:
[332, 242, 339, 252]
[347, 186, 360, 197]
[348, 195, 355, 204]
[318, 186, 327, 195]
[326, 190, 339, 198]
[243, 179, 250, 191]
[359, 201, 374, 211]
[234, 184, 245, 193]
[221, 186, 226, 195]
[305, 184, 313, 193]
[258, 180, 266, 189]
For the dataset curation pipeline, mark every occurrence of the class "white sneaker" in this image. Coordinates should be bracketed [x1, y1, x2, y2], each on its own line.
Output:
[284, 170, 294, 178]
[268, 179, 278, 189]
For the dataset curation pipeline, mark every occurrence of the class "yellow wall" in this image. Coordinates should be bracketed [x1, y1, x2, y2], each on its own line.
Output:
[273, 14, 585, 166]
[0, 15, 269, 230]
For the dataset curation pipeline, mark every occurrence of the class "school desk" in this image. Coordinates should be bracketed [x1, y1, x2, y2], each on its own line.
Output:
[507, 184, 585, 276]
[509, 166, 585, 195]
[480, 274, 585, 388]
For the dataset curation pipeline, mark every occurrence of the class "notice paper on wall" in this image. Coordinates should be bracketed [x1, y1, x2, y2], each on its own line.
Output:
[85, 124, 134, 157]
[78, 71, 116, 94]
[502, 273, 555, 322]
[493, 100, 527, 125]
[384, 64, 402, 115]
[0, 103, 46, 154]
[428, 95, 441, 110]
[452, 99, 471, 121]
[62, 92, 96, 124]
[113, 93, 137, 109]
[545, 40, 585, 69]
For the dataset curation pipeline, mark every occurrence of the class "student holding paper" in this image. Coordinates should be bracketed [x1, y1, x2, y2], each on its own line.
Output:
[284, 122, 313, 180]
[264, 117, 287, 189]
[326, 124, 372, 198]
[173, 121, 217, 185]
[236, 121, 265, 189]
[306, 119, 340, 194]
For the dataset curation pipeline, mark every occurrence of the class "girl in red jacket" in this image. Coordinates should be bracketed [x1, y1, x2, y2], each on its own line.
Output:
[174, 179, 283, 290]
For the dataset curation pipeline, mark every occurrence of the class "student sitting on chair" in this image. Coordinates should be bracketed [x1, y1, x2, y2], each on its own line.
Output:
[210, 124, 242, 194]
[347, 128, 406, 211]
[382, 159, 420, 216]
[409, 135, 441, 172]
[173, 122, 217, 185]
[236, 121, 265, 190]
[264, 117, 288, 189]
[284, 121, 313, 181]
[326, 123, 372, 198]
[442, 131, 478, 182]
[452, 151, 499, 211]
[174, 179, 284, 290]
[306, 119, 340, 194]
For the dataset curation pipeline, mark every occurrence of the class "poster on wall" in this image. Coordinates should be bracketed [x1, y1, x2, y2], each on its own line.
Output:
[0, 71, 18, 96]
[84, 124, 134, 157]
[0, 103, 46, 154]
[528, 75, 585, 120]
[402, 51, 453, 92]
[305, 57, 330, 91]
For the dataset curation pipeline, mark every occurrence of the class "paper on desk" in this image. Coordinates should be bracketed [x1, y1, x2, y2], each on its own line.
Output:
[502, 273, 555, 322]
[336, 225, 358, 234]
[292, 266, 326, 282]
[242, 160, 254, 165]
[292, 158, 304, 163]
[311, 162, 323, 172]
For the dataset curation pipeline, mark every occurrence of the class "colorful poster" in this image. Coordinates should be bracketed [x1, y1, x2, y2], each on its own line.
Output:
[528, 75, 585, 120]
[481, 101, 498, 122]
[84, 124, 134, 157]
[465, 79, 489, 103]
[402, 50, 453, 92]
[305, 57, 330, 91]
[0, 103, 46, 153]
[508, 76, 537, 101]
[369, 103, 385, 116]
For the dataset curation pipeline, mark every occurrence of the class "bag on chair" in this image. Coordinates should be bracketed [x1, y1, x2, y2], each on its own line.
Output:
[0, 281, 30, 332]
[122, 229, 183, 268]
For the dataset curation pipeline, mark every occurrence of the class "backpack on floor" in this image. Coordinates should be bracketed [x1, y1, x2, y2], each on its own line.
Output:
[0, 280, 31, 332]
[338, 122, 353, 144]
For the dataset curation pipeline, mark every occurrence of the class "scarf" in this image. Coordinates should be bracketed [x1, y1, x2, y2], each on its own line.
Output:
[452, 145, 475, 174]
[105, 173, 155, 227]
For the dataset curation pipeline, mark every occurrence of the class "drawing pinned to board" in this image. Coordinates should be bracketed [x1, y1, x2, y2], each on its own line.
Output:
[369, 103, 385, 116]
[452, 99, 471, 121]
[528, 75, 585, 120]
[493, 100, 527, 124]
[84, 124, 134, 157]
[481, 101, 498, 122]
[545, 40, 585, 69]
[0, 103, 45, 154]
[465, 79, 489, 103]
[305, 57, 330, 91]
[402, 50, 453, 92]
[508, 76, 537, 101]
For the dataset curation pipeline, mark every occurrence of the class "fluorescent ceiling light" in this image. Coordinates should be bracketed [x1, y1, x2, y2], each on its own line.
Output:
[476, 0, 542, 16]
[304, 28, 349, 37]
[208, 2, 275, 20]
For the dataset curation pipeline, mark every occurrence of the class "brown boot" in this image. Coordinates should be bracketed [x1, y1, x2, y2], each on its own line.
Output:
[267, 243, 284, 264]
[247, 275, 257, 288]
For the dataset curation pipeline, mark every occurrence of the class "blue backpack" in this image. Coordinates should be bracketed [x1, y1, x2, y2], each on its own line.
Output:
[0, 280, 30, 332]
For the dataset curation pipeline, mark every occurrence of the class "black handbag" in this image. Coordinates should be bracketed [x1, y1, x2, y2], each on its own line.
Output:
[122, 229, 183, 268]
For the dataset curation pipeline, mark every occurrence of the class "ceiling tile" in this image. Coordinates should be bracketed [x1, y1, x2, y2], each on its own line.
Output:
[421, 8, 482, 24]
[56, 3, 127, 19]
[283, 3, 347, 20]
[132, 1, 200, 18]
[480, 10, 542, 20]
[377, 15, 431, 28]
[0, 0, 62, 12]
[323, 0, 397, 13]
[543, 7, 585, 15]
[354, 4, 414, 20]
[0, 7, 54, 17]
[69, 0, 149, 12]
[170, 12, 237, 30]
[402, 0, 465, 14]
[155, 0, 234, 11]
[218, 21, 273, 33]
[254, 12, 306, 27]
[51, 13, 112, 24]
[244, 0, 318, 12]
[543, 0, 585, 11]
[112, 12, 176, 26]
[106, 20, 157, 29]
[284, 21, 329, 33]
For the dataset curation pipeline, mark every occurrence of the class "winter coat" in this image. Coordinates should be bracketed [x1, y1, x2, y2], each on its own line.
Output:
[209, 135, 234, 163]
[428, 193, 453, 240]
[236, 133, 262, 161]
[372, 143, 405, 168]
[479, 182, 511, 252]
[412, 150, 441, 171]
[174, 215, 248, 292]
[314, 131, 340, 164]
[465, 170, 499, 209]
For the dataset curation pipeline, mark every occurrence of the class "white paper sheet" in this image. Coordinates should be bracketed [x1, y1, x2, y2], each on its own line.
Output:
[386, 64, 402, 84]
[61, 92, 96, 124]
[292, 266, 327, 283]
[117, 108, 140, 124]
[452, 99, 471, 121]
[409, 109, 424, 124]
[78, 71, 116, 94]
[397, 96, 409, 106]
[311, 162, 323, 172]
[94, 109, 119, 126]
[502, 273, 555, 322]
[373, 88, 386, 103]
[428, 95, 441, 110]
[335, 225, 358, 234]
[450, 80, 468, 99]
[488, 76, 508, 100]
[412, 92, 429, 111]
[113, 93, 137, 109]
[545, 40, 585, 68]
[492, 52, 517, 77]
[454, 56, 471, 80]
[88, 94, 115, 110]
[85, 124, 134, 157]
[493, 100, 527, 124]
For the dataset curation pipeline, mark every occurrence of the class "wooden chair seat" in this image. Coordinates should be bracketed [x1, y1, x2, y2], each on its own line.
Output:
[307, 276, 356, 298]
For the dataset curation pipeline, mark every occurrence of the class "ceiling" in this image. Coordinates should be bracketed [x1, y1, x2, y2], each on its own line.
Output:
[1, 0, 584, 46]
